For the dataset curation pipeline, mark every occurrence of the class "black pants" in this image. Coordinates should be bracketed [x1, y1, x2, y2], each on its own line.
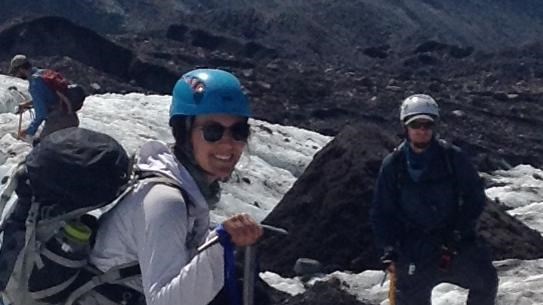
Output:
[395, 241, 498, 305]
[208, 276, 272, 305]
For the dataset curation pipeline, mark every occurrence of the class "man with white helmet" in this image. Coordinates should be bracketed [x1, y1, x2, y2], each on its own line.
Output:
[370, 94, 498, 305]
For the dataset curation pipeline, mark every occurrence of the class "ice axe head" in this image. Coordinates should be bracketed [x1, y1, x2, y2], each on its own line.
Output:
[261, 224, 288, 236]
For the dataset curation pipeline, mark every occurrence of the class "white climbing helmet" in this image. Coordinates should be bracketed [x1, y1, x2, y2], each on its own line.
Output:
[400, 94, 439, 125]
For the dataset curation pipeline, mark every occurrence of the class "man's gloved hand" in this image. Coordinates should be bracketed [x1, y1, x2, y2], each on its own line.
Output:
[380, 247, 398, 271]
[16, 101, 32, 114]
[15, 105, 24, 114]
[18, 129, 28, 140]
[439, 244, 458, 271]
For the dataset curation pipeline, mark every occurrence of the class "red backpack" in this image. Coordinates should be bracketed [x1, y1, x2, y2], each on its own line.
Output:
[38, 69, 86, 112]
[39, 69, 69, 93]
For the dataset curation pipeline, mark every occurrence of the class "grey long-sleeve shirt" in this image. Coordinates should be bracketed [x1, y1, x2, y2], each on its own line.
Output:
[88, 140, 224, 305]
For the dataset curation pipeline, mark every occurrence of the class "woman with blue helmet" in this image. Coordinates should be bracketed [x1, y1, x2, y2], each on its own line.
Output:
[84, 69, 263, 305]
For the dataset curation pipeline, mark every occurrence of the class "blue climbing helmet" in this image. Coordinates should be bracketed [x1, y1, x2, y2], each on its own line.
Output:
[169, 69, 251, 125]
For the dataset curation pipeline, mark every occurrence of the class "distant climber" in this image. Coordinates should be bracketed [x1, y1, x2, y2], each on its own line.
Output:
[9, 54, 80, 140]
[371, 94, 498, 305]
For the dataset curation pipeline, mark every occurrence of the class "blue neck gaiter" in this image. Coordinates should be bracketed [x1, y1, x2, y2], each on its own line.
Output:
[404, 139, 437, 181]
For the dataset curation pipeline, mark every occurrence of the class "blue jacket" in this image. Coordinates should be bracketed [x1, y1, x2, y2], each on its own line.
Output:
[370, 139, 486, 261]
[26, 68, 59, 136]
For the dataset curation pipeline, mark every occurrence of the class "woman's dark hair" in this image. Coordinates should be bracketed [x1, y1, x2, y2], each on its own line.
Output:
[171, 116, 193, 147]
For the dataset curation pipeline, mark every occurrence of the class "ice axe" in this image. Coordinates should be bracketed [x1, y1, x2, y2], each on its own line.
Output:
[7, 87, 21, 135]
[8, 86, 29, 139]
[388, 271, 397, 305]
[243, 224, 287, 305]
[379, 269, 397, 305]
[197, 223, 288, 305]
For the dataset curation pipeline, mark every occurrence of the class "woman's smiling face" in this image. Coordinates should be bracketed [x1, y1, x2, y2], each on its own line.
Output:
[191, 114, 249, 182]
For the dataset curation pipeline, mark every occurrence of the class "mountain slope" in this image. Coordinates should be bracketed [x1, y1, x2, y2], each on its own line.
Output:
[3, 0, 543, 66]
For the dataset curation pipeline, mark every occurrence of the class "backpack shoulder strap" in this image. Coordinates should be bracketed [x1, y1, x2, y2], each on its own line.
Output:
[65, 171, 195, 305]
[56, 91, 73, 113]
[65, 263, 141, 305]
[436, 139, 466, 232]
[38, 69, 69, 92]
[436, 139, 457, 176]
[391, 142, 407, 192]
[136, 170, 193, 206]
[436, 140, 462, 197]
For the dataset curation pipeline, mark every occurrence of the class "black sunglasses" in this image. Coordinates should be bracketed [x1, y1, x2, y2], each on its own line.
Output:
[407, 121, 435, 130]
[196, 122, 250, 143]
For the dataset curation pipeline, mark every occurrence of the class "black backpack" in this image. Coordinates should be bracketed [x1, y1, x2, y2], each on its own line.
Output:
[0, 127, 186, 305]
[63, 84, 87, 112]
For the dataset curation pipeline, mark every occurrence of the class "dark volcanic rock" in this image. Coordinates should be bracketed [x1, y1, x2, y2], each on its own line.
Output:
[0, 17, 133, 78]
[478, 200, 543, 260]
[362, 45, 389, 59]
[5, 1, 543, 57]
[1, 7, 543, 304]
[279, 278, 375, 305]
[186, 28, 277, 60]
[259, 123, 395, 276]
[166, 24, 190, 42]
[2, 16, 543, 175]
[0, 17, 178, 94]
[259, 122, 543, 276]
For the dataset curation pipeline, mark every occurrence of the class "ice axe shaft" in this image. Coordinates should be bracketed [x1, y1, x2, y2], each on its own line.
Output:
[242, 224, 287, 305]
[9, 86, 23, 139]
[388, 271, 397, 305]
[195, 224, 288, 305]
[243, 245, 256, 305]
[197, 235, 220, 253]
